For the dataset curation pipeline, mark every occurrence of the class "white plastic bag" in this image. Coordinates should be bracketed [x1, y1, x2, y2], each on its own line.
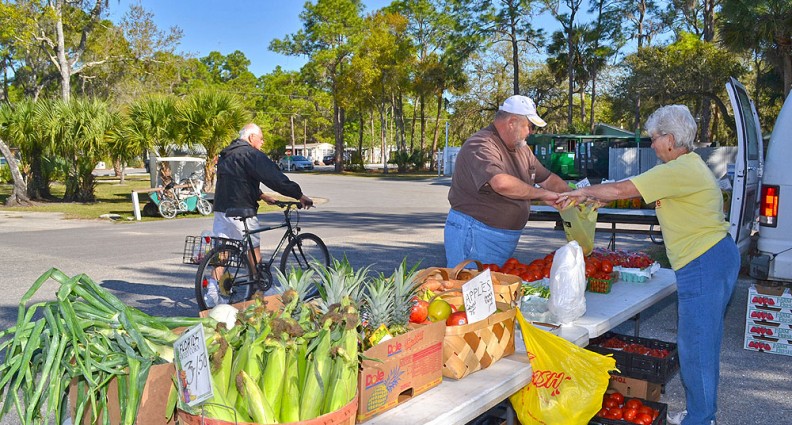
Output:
[548, 241, 587, 324]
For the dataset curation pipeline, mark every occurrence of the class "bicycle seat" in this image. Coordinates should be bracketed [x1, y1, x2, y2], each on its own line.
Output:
[225, 208, 257, 219]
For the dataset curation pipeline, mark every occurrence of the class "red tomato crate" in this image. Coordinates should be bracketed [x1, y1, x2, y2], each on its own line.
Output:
[587, 332, 680, 385]
[587, 272, 619, 294]
[589, 398, 668, 425]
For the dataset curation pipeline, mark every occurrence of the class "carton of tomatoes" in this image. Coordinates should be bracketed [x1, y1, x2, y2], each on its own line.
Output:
[590, 392, 668, 425]
[588, 332, 680, 385]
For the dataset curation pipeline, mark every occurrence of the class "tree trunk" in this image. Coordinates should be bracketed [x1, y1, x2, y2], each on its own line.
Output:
[358, 111, 364, 163]
[419, 93, 426, 152]
[333, 94, 344, 173]
[589, 71, 598, 132]
[290, 114, 295, 155]
[512, 31, 520, 95]
[430, 93, 443, 172]
[0, 138, 34, 206]
[409, 95, 417, 151]
[380, 105, 387, 174]
[53, 1, 71, 102]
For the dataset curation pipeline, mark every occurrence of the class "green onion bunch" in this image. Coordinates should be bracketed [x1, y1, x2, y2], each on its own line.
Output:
[0, 268, 218, 425]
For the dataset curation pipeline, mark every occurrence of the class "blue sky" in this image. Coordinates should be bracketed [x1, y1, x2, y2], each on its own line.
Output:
[108, 0, 393, 77]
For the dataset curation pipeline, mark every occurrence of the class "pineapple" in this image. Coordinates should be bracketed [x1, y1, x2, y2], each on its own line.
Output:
[366, 366, 405, 412]
[389, 259, 422, 335]
[363, 274, 395, 345]
[314, 257, 369, 313]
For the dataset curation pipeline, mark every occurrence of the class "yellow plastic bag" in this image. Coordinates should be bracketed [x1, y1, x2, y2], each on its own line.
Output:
[509, 311, 615, 425]
[559, 203, 598, 256]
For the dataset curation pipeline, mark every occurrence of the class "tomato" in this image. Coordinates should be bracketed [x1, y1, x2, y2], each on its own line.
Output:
[505, 257, 519, 266]
[446, 311, 468, 326]
[636, 413, 653, 424]
[638, 406, 654, 416]
[485, 263, 500, 272]
[542, 266, 552, 278]
[622, 407, 638, 422]
[596, 407, 609, 417]
[606, 408, 623, 420]
[608, 407, 623, 420]
[427, 299, 452, 322]
[601, 260, 613, 273]
[585, 263, 597, 277]
[409, 300, 429, 323]
[608, 392, 625, 404]
[603, 398, 618, 409]
[520, 272, 532, 281]
[624, 399, 643, 410]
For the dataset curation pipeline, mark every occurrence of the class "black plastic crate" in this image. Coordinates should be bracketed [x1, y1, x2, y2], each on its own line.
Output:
[588, 332, 679, 385]
[589, 397, 668, 425]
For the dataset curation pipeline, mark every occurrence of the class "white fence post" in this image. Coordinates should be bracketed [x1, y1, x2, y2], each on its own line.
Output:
[131, 191, 141, 221]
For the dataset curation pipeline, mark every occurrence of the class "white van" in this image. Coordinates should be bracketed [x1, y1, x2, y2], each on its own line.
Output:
[726, 78, 791, 283]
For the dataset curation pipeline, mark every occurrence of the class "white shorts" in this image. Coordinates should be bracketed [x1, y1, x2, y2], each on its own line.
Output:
[212, 211, 260, 247]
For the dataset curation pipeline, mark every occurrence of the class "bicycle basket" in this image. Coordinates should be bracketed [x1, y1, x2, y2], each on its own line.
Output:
[182, 235, 242, 265]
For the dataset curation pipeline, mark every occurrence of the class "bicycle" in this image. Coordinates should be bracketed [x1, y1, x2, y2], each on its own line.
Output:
[193, 201, 329, 310]
[157, 173, 213, 219]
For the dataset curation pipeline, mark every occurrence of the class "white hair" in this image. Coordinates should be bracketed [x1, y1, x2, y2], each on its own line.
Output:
[238, 123, 261, 141]
[645, 105, 697, 151]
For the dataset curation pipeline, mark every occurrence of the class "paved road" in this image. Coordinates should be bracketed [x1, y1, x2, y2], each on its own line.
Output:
[0, 173, 790, 424]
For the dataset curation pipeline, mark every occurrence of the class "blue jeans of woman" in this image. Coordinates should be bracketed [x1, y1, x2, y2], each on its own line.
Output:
[676, 236, 739, 425]
[444, 209, 522, 268]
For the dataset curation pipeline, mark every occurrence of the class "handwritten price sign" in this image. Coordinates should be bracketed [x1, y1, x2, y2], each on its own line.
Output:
[174, 325, 213, 406]
[462, 269, 496, 324]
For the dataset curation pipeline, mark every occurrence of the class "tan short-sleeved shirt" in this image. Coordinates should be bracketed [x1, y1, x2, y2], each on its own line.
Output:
[448, 125, 551, 230]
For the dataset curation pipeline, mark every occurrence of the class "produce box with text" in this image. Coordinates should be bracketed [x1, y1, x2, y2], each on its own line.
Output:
[356, 320, 445, 422]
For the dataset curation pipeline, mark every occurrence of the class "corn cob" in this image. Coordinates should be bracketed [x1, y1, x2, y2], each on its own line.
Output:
[279, 339, 301, 422]
[298, 314, 336, 420]
[236, 370, 277, 424]
[260, 337, 286, 418]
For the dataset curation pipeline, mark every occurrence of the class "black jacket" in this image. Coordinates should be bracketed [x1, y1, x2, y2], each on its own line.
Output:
[213, 139, 303, 212]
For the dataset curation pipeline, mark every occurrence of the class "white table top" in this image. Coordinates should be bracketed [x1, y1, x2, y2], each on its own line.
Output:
[362, 269, 677, 425]
[531, 205, 658, 217]
[573, 268, 677, 338]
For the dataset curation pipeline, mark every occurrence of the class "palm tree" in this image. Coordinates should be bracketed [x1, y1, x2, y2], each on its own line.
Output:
[124, 95, 180, 184]
[1, 100, 55, 200]
[41, 99, 114, 202]
[719, 0, 792, 97]
[177, 89, 250, 191]
[0, 106, 33, 205]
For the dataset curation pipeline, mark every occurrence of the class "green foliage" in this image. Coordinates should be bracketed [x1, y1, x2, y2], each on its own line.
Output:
[0, 165, 11, 183]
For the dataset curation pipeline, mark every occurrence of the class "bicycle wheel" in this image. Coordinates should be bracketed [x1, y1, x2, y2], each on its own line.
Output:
[159, 200, 177, 218]
[196, 244, 263, 310]
[197, 198, 213, 216]
[279, 233, 329, 299]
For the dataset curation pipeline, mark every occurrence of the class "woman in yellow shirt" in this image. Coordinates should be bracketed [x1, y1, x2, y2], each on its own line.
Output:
[561, 105, 738, 425]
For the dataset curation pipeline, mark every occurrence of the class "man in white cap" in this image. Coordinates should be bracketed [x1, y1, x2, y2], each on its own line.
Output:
[444, 95, 570, 267]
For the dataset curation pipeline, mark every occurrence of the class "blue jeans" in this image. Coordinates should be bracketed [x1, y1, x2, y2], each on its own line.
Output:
[676, 236, 739, 425]
[444, 209, 522, 268]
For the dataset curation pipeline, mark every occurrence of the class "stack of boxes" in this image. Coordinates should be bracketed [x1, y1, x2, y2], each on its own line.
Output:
[744, 284, 792, 356]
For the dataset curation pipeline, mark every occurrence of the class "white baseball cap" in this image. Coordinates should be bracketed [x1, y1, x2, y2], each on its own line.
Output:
[499, 95, 547, 127]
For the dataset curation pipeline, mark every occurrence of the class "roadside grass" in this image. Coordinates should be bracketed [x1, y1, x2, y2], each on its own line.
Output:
[0, 174, 211, 221]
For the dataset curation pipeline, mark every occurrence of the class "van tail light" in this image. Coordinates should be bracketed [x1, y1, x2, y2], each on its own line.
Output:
[759, 185, 779, 227]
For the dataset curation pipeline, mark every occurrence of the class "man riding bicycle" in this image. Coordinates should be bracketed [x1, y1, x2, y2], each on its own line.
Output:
[210, 123, 313, 303]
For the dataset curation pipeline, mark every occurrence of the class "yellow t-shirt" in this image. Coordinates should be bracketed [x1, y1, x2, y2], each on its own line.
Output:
[630, 153, 729, 270]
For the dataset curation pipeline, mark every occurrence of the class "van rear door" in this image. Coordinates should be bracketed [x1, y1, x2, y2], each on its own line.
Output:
[725, 78, 764, 254]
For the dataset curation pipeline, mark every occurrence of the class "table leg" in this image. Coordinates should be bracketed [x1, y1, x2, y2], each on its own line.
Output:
[608, 223, 617, 250]
[506, 402, 515, 425]
[632, 312, 641, 337]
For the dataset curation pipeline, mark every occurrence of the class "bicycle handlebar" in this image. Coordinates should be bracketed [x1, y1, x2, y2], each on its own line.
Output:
[274, 201, 304, 209]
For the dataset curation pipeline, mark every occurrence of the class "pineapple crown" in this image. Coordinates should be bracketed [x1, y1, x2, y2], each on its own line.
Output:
[314, 256, 369, 313]
[362, 274, 395, 330]
[389, 259, 422, 327]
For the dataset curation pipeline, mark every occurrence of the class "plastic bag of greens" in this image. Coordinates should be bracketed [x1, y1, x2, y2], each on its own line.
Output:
[559, 202, 598, 256]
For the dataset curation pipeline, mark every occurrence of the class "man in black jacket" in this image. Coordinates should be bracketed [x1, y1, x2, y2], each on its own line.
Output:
[208, 123, 313, 301]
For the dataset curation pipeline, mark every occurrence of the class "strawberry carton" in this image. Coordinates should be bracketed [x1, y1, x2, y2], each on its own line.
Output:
[743, 334, 792, 357]
[745, 320, 792, 340]
[746, 305, 792, 325]
[748, 284, 792, 309]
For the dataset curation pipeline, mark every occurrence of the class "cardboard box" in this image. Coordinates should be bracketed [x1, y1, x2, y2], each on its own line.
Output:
[743, 334, 792, 357]
[748, 284, 792, 309]
[69, 362, 176, 425]
[356, 320, 445, 422]
[746, 305, 792, 325]
[745, 320, 792, 339]
[607, 374, 661, 402]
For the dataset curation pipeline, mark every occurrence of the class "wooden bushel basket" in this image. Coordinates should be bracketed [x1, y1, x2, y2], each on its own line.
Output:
[416, 260, 522, 307]
[442, 302, 516, 380]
